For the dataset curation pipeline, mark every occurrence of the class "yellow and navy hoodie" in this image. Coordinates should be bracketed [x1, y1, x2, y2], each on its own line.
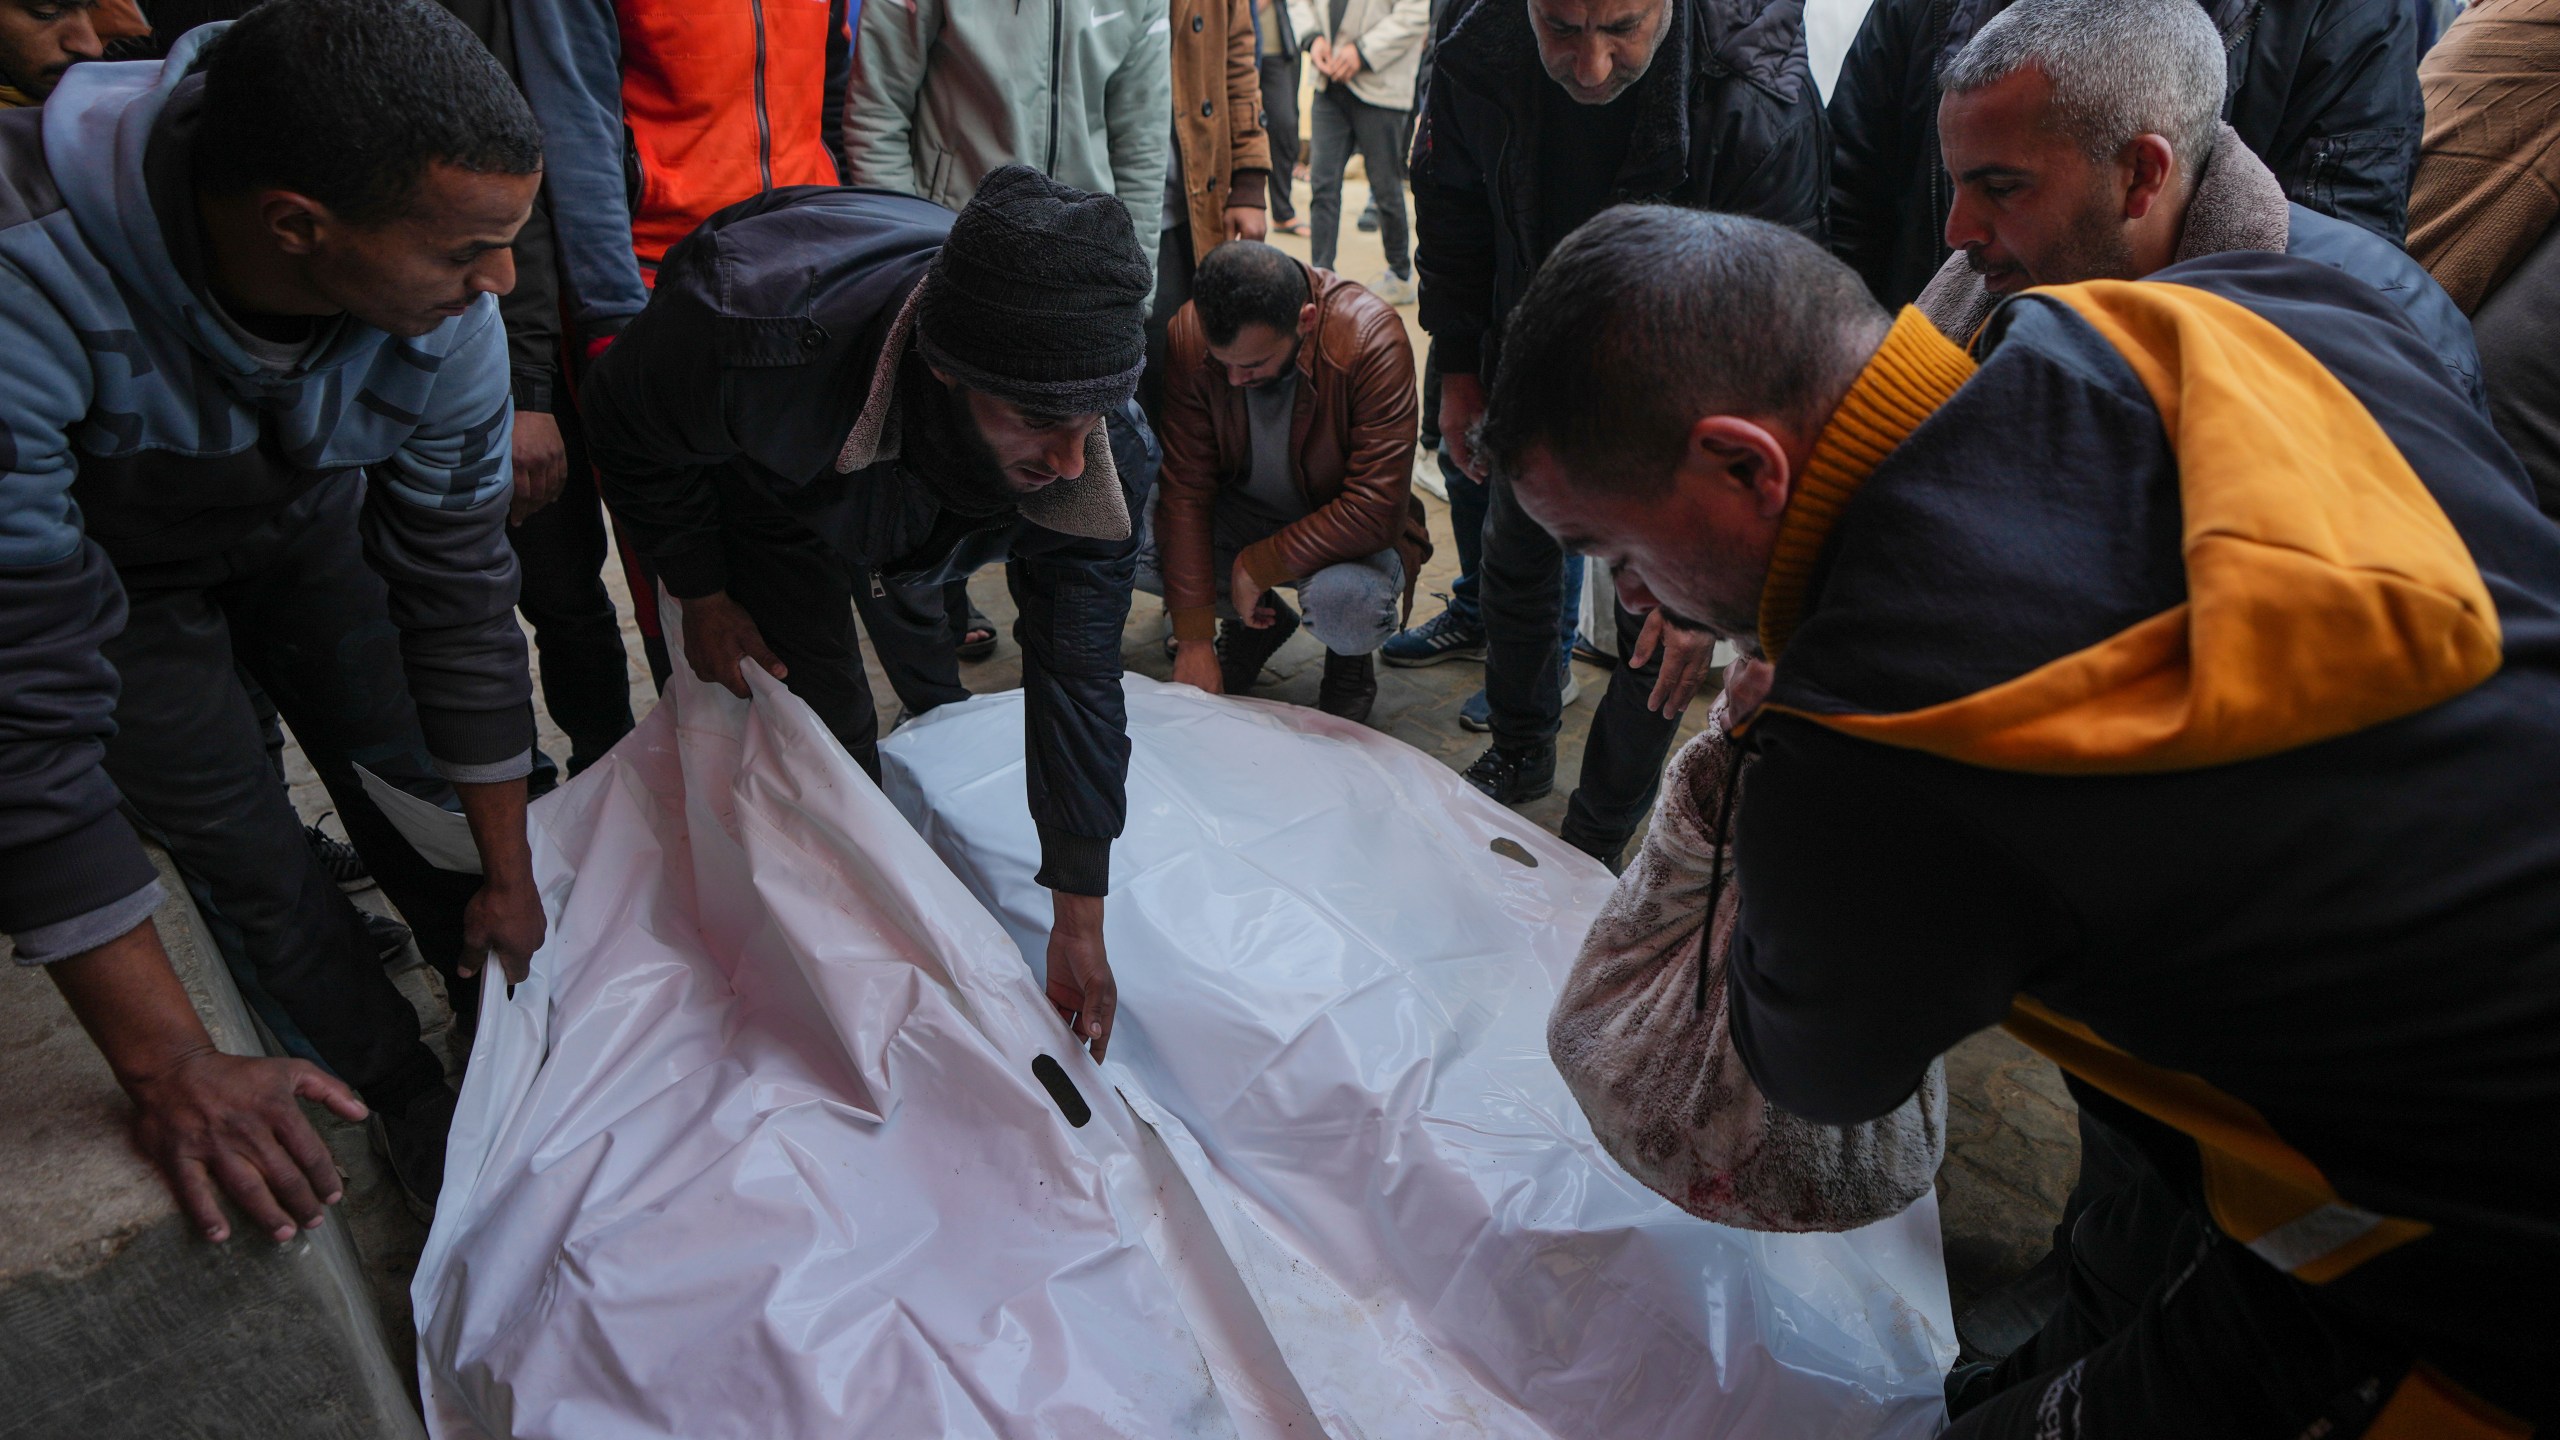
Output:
[1730, 250, 2560, 1430]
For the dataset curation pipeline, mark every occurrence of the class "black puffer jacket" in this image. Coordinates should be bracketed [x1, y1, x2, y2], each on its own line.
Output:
[1412, 0, 1827, 376]
[583, 187, 1152, 897]
[1829, 0, 2422, 309]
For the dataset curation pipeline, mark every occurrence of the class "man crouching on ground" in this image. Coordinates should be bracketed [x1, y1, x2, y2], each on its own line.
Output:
[1506, 205, 2560, 1435]
[1145, 239, 1431, 723]
[584, 165, 1158, 1059]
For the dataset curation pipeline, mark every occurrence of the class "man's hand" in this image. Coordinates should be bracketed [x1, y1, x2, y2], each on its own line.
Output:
[1629, 609, 1717, 719]
[46, 921, 368, 1245]
[1309, 34, 1334, 72]
[1231, 554, 1278, 628]
[1327, 41, 1365, 79]
[682, 590, 788, 697]
[1224, 204, 1269, 243]
[1045, 891, 1117, 1061]
[455, 778, 544, 984]
[1720, 654, 1774, 729]
[130, 1049, 368, 1245]
[507, 410, 569, 525]
[1173, 637, 1224, 694]
[459, 874, 544, 985]
[1441, 372, 1489, 479]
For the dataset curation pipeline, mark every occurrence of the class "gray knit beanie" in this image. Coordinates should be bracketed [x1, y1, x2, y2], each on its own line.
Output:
[917, 165, 1152, 415]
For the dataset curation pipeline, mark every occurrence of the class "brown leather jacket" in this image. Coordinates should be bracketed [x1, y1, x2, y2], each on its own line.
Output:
[1171, 0, 1273, 263]
[1158, 263, 1431, 643]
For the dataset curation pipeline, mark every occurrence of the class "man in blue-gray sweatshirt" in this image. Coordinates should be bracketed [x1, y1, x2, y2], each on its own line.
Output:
[0, 0, 546, 1236]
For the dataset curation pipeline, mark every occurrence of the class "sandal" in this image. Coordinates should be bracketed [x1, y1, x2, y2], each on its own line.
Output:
[1276, 217, 1309, 237]
[958, 601, 998, 661]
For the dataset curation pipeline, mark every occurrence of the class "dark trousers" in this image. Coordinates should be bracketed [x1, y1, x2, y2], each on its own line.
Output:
[1142, 221, 1202, 428]
[716, 480, 968, 770]
[1480, 465, 1679, 857]
[1260, 54, 1302, 223]
[511, 397, 634, 776]
[1947, 1147, 2415, 1437]
[101, 474, 463, 1111]
[1308, 85, 1410, 276]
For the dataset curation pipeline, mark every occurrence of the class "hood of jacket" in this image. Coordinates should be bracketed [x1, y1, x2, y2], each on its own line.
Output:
[41, 26, 410, 385]
[1761, 272, 2501, 775]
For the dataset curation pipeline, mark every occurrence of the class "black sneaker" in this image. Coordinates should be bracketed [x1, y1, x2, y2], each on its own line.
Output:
[306, 822, 373, 892]
[361, 910, 414, 967]
[1317, 650, 1378, 724]
[1462, 742, 1555, 804]
[1357, 199, 1380, 233]
[369, 1082, 458, 1223]
[1217, 599, 1300, 695]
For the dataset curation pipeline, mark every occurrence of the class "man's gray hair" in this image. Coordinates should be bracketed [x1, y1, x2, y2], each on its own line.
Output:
[1940, 0, 2228, 178]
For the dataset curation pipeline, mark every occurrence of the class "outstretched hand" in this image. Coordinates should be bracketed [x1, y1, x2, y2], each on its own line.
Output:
[1045, 890, 1117, 1062]
[129, 1048, 368, 1245]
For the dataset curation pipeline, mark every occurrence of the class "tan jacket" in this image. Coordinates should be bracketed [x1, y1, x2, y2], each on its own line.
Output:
[1171, 0, 1274, 263]
[1156, 262, 1431, 642]
[1285, 0, 1431, 111]
[2410, 0, 2560, 313]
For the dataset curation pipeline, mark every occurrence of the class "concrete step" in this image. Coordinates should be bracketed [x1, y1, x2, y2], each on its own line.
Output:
[0, 848, 427, 1440]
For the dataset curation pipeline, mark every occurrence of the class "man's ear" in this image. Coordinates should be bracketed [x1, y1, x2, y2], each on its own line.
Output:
[256, 190, 331, 257]
[2121, 133, 2177, 222]
[1684, 415, 1794, 518]
[1298, 302, 1319, 339]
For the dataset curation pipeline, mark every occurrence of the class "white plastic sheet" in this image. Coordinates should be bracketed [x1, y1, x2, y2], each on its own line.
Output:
[415, 654, 1953, 1438]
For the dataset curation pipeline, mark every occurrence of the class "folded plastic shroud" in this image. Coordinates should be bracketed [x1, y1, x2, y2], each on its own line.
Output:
[412, 619, 1955, 1439]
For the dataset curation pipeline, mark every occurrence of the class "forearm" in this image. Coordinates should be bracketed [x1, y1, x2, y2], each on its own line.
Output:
[48, 921, 222, 1087]
[455, 778, 534, 887]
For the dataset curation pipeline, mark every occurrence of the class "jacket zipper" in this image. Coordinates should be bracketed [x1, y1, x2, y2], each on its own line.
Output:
[1046, 0, 1065, 173]
[750, 0, 775, 191]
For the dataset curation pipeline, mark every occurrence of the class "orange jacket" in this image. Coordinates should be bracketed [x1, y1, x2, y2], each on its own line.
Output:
[515, 0, 851, 339]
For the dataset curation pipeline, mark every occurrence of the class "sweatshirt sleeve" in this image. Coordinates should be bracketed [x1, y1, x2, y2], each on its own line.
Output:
[1108, 0, 1176, 278]
[1725, 717, 2074, 1125]
[0, 262, 162, 959]
[841, 0, 939, 195]
[361, 299, 536, 784]
[510, 0, 651, 340]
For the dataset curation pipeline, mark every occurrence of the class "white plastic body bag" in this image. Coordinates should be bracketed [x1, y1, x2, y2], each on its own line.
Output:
[413, 658, 1955, 1438]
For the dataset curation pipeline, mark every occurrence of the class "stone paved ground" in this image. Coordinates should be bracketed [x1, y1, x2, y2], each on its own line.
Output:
[285, 165, 2076, 1336]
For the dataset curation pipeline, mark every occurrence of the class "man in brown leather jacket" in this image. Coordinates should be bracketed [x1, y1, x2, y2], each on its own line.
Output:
[1143, 240, 1429, 722]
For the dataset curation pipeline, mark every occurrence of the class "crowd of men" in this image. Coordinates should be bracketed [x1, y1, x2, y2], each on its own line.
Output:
[1, 0, 2555, 1433]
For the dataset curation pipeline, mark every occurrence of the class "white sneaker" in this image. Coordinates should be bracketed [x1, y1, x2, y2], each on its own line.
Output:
[1370, 269, 1418, 306]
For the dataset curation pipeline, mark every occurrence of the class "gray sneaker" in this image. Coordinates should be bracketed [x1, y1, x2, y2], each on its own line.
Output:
[1381, 602, 1485, 667]
[1370, 268, 1417, 306]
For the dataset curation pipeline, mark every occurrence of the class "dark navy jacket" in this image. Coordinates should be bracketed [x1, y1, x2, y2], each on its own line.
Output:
[581, 187, 1150, 896]
[1736, 252, 2560, 1420]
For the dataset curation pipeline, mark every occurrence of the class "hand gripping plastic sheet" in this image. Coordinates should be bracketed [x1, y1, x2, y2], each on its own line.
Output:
[415, 657, 1954, 1438]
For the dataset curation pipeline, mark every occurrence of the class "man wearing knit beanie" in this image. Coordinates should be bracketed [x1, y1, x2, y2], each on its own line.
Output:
[585, 166, 1158, 1058]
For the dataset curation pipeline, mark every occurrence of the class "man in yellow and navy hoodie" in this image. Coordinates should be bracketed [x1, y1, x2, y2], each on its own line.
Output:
[1487, 204, 2560, 1437]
